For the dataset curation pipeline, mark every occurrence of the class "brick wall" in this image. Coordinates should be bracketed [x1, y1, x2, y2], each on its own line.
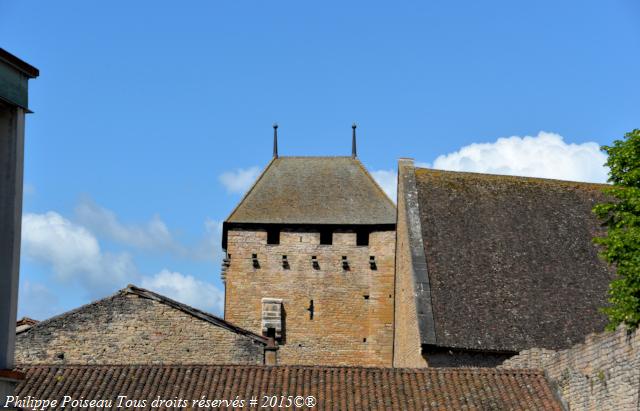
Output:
[393, 172, 429, 368]
[500, 325, 639, 410]
[15, 293, 265, 365]
[224, 228, 395, 366]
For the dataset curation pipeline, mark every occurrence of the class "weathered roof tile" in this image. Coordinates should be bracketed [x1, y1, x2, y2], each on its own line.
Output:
[226, 157, 396, 225]
[15, 365, 562, 410]
[411, 167, 615, 352]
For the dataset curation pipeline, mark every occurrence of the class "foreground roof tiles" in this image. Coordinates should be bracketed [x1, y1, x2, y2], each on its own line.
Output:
[411, 167, 615, 352]
[15, 365, 562, 410]
[225, 157, 396, 226]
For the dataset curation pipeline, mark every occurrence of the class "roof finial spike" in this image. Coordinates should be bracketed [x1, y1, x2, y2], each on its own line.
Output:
[273, 123, 278, 158]
[352, 122, 357, 158]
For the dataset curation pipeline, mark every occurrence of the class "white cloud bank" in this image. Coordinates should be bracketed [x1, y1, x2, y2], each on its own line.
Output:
[371, 131, 609, 203]
[22, 211, 134, 292]
[75, 199, 176, 251]
[431, 131, 608, 183]
[141, 269, 224, 313]
[21, 210, 225, 315]
[219, 166, 261, 194]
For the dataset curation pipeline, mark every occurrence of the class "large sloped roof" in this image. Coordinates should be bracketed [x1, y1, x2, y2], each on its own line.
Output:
[406, 166, 615, 353]
[15, 365, 562, 410]
[225, 157, 396, 225]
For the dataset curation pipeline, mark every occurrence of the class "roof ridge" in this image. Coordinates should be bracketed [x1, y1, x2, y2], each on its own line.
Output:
[416, 167, 610, 188]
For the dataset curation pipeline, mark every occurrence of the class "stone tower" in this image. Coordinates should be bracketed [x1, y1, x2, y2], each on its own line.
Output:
[222, 150, 396, 366]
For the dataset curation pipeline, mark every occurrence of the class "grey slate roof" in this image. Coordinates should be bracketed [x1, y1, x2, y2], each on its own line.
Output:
[225, 157, 396, 225]
[406, 165, 615, 353]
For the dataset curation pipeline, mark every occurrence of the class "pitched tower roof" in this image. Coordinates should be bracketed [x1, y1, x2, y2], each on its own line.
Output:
[225, 157, 396, 226]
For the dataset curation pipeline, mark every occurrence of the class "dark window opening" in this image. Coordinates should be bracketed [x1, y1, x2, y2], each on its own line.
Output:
[363, 338, 367, 343]
[364, 295, 370, 300]
[311, 256, 320, 270]
[267, 228, 280, 245]
[282, 255, 289, 269]
[356, 230, 370, 246]
[320, 228, 332, 245]
[266, 328, 276, 339]
[307, 300, 314, 320]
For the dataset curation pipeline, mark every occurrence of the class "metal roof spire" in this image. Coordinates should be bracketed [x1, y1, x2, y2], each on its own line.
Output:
[273, 123, 278, 158]
[352, 123, 357, 158]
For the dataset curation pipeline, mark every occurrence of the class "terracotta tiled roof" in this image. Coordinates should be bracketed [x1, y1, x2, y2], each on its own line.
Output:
[15, 365, 562, 410]
[409, 167, 614, 353]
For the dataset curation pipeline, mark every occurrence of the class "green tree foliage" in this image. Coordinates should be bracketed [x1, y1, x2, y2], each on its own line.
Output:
[594, 129, 640, 330]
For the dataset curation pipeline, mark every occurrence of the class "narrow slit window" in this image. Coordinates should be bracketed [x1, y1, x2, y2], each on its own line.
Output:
[307, 300, 314, 320]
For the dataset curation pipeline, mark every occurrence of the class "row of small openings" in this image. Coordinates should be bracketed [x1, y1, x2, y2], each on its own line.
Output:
[266, 227, 370, 246]
[277, 255, 377, 270]
[228, 254, 377, 270]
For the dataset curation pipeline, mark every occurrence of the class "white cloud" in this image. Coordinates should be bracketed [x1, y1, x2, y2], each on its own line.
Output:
[21, 210, 225, 315]
[191, 217, 223, 262]
[219, 166, 261, 194]
[75, 198, 178, 252]
[23, 183, 36, 196]
[430, 131, 608, 183]
[22, 211, 134, 293]
[371, 169, 398, 203]
[141, 269, 224, 314]
[18, 280, 60, 321]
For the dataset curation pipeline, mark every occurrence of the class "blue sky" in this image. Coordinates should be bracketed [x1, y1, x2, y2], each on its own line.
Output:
[2, 1, 639, 320]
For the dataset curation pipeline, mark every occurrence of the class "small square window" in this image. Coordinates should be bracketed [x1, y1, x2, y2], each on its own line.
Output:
[356, 230, 369, 246]
[267, 228, 280, 245]
[320, 229, 332, 245]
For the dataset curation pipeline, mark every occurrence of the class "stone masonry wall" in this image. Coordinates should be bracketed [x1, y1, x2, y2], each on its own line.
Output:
[500, 325, 639, 410]
[393, 174, 429, 368]
[224, 228, 395, 366]
[15, 293, 265, 365]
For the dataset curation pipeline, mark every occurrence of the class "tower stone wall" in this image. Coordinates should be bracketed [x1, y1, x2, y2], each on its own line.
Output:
[224, 227, 395, 366]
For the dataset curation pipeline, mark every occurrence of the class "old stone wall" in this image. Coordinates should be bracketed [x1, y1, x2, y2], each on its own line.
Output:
[224, 228, 395, 366]
[15, 293, 265, 365]
[393, 173, 429, 368]
[500, 325, 639, 410]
